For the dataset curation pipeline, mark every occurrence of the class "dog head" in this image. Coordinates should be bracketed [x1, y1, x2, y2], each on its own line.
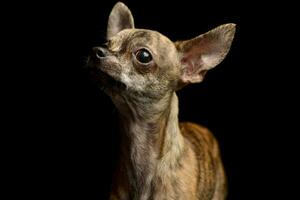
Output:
[88, 2, 236, 107]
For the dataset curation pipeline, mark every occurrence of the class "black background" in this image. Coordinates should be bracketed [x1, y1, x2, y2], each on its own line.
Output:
[5, 0, 297, 199]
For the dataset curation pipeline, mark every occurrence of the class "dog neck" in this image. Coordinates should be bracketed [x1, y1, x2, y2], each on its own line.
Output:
[116, 92, 185, 199]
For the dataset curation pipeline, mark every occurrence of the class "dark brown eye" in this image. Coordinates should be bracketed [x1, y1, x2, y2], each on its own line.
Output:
[135, 49, 152, 64]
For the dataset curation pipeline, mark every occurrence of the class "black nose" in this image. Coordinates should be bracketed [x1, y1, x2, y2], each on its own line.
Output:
[93, 47, 106, 58]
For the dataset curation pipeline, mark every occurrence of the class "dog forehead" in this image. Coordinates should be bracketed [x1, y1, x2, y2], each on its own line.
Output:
[132, 29, 172, 44]
[115, 29, 175, 49]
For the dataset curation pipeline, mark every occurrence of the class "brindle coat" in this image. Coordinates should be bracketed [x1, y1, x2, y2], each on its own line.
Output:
[88, 2, 235, 200]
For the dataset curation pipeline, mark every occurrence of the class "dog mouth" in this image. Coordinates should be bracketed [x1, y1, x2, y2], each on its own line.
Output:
[93, 68, 127, 92]
[86, 56, 127, 93]
[103, 71, 126, 89]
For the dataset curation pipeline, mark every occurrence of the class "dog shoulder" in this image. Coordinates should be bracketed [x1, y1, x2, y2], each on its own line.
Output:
[179, 122, 220, 158]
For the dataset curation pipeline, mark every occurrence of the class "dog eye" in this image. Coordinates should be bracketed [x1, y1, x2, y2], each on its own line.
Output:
[135, 49, 152, 64]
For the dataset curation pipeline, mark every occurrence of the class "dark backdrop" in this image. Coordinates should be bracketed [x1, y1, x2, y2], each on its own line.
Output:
[6, 0, 296, 199]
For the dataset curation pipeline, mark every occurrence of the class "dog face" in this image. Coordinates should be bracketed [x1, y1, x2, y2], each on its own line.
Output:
[90, 28, 180, 101]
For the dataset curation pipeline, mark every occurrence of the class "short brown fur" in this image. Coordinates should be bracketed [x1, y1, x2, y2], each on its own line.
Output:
[88, 2, 235, 200]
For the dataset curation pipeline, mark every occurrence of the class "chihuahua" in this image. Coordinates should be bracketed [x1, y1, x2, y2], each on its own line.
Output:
[88, 2, 235, 200]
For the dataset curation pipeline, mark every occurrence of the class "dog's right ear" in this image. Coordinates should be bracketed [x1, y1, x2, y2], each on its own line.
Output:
[107, 2, 135, 40]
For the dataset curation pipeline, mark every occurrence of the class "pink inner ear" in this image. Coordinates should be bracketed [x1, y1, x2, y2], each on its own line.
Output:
[181, 54, 202, 75]
[180, 51, 205, 83]
[180, 57, 195, 82]
[181, 57, 191, 73]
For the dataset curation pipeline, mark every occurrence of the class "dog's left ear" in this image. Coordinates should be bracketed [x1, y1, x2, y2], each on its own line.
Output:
[175, 23, 236, 85]
[107, 2, 135, 39]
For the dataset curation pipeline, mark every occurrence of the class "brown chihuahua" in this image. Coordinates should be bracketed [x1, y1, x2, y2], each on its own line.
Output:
[88, 2, 235, 200]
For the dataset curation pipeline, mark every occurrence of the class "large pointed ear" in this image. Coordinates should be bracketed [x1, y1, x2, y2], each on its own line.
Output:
[106, 2, 135, 40]
[175, 23, 236, 84]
